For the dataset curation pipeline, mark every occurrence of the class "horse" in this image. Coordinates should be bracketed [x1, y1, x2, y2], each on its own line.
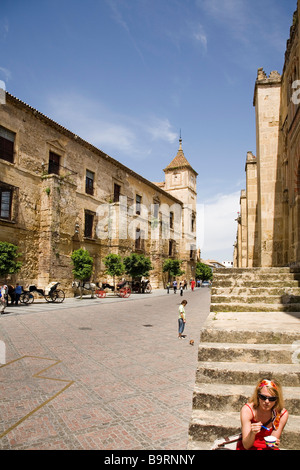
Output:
[72, 280, 97, 298]
[101, 282, 115, 291]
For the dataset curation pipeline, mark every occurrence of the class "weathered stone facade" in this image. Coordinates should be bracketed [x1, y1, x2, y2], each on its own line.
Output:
[0, 93, 197, 294]
[235, 1, 300, 268]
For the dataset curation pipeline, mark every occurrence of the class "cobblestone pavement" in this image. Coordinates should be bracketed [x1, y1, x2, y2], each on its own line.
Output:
[0, 288, 210, 450]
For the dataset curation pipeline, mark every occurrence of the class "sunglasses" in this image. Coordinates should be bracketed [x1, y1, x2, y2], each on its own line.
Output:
[258, 393, 277, 402]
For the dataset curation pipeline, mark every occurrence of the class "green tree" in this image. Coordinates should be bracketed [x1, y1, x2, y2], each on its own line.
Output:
[103, 253, 125, 294]
[162, 259, 185, 282]
[71, 248, 94, 297]
[123, 253, 153, 279]
[0, 241, 22, 280]
[195, 262, 213, 281]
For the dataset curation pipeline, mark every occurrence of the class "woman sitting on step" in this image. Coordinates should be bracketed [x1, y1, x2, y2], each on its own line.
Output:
[237, 378, 288, 450]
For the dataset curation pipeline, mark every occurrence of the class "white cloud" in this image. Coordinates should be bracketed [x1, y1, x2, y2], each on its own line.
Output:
[198, 0, 248, 24]
[106, 0, 130, 34]
[197, 0, 289, 54]
[0, 67, 11, 83]
[166, 20, 208, 54]
[193, 25, 208, 52]
[46, 92, 176, 159]
[146, 117, 177, 144]
[196, 0, 252, 43]
[0, 17, 9, 40]
[198, 191, 240, 260]
[105, 0, 145, 64]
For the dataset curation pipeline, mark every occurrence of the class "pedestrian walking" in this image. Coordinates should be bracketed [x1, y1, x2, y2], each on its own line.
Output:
[8, 285, 15, 305]
[173, 279, 177, 294]
[0, 285, 8, 314]
[178, 300, 187, 339]
[191, 279, 195, 291]
[166, 282, 170, 294]
[14, 283, 22, 305]
[179, 282, 183, 296]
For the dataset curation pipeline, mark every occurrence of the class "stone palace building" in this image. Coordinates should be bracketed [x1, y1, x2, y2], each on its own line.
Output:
[235, 0, 300, 268]
[0, 93, 198, 293]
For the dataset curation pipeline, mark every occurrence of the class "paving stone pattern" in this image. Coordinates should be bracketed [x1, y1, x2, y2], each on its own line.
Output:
[0, 288, 210, 450]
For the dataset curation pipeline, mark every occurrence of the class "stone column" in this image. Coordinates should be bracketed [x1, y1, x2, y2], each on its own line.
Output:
[253, 69, 282, 266]
[240, 190, 248, 267]
[245, 152, 258, 267]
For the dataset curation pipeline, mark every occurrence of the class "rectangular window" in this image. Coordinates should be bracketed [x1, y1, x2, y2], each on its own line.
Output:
[0, 126, 15, 163]
[136, 194, 141, 215]
[114, 183, 121, 202]
[169, 240, 174, 256]
[191, 213, 196, 232]
[135, 228, 141, 250]
[152, 202, 159, 219]
[48, 151, 60, 175]
[190, 245, 196, 260]
[135, 228, 145, 251]
[84, 211, 94, 238]
[86, 170, 94, 195]
[0, 188, 12, 219]
[170, 211, 174, 229]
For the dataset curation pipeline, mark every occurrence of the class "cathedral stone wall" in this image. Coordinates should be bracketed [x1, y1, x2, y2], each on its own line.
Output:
[235, 1, 300, 269]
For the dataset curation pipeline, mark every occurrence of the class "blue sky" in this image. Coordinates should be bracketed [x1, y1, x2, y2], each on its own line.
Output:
[0, 0, 297, 261]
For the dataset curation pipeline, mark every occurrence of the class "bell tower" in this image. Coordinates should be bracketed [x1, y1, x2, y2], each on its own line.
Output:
[163, 135, 198, 278]
[163, 134, 197, 209]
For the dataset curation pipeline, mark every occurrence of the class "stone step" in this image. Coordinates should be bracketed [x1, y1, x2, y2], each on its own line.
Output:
[198, 342, 296, 364]
[200, 312, 300, 343]
[200, 325, 300, 344]
[211, 295, 300, 305]
[192, 383, 300, 415]
[195, 362, 300, 387]
[210, 303, 300, 312]
[213, 280, 300, 288]
[214, 267, 297, 274]
[188, 409, 300, 450]
[188, 270, 300, 451]
[187, 439, 212, 450]
[213, 272, 300, 280]
[211, 287, 300, 296]
[188, 409, 240, 445]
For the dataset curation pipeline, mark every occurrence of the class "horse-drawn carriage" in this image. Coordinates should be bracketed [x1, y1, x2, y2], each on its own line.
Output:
[72, 281, 97, 298]
[72, 278, 151, 300]
[95, 280, 131, 298]
[20, 282, 65, 304]
[130, 279, 152, 294]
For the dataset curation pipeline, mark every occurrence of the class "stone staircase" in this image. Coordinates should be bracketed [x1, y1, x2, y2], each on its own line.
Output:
[188, 268, 300, 450]
[210, 267, 300, 312]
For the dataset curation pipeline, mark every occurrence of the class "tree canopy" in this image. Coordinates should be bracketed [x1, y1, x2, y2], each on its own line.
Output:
[195, 262, 213, 281]
[71, 248, 94, 281]
[0, 242, 22, 279]
[162, 259, 185, 279]
[103, 253, 125, 278]
[123, 253, 153, 279]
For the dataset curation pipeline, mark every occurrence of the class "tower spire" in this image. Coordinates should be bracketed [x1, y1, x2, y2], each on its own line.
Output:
[179, 129, 182, 150]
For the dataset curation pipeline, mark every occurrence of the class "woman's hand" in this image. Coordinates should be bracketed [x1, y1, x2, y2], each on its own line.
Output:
[250, 421, 263, 435]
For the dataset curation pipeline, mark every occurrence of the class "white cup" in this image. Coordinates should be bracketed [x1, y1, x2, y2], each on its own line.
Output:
[264, 436, 277, 448]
